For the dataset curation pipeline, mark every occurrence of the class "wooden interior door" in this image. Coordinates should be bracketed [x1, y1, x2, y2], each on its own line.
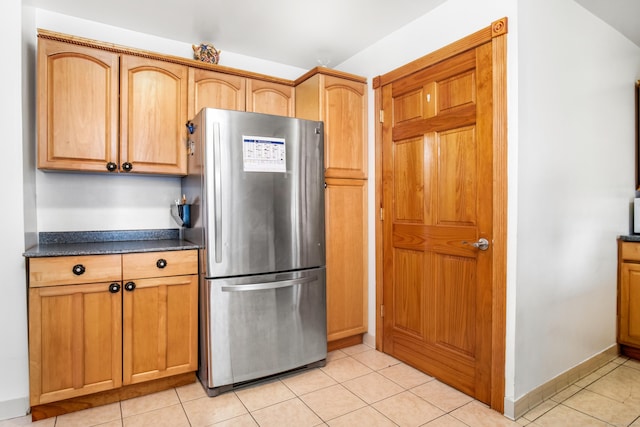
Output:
[381, 40, 496, 403]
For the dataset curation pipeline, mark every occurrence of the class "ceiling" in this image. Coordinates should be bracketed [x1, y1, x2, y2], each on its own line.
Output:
[22, 0, 640, 70]
[22, 0, 447, 69]
[574, 0, 640, 50]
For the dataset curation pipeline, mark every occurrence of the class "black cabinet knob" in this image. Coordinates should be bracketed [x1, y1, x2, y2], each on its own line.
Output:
[108, 283, 121, 293]
[124, 281, 136, 292]
[106, 162, 118, 172]
[122, 162, 133, 172]
[156, 259, 167, 269]
[72, 264, 86, 275]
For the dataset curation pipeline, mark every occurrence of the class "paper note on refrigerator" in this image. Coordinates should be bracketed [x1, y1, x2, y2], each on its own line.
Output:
[242, 135, 286, 173]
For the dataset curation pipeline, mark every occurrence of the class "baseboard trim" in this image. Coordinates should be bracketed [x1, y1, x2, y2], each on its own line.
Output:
[0, 396, 29, 421]
[30, 372, 196, 421]
[505, 344, 619, 420]
[363, 332, 375, 348]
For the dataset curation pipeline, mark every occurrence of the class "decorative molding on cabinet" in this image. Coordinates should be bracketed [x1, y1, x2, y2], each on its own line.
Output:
[37, 29, 295, 87]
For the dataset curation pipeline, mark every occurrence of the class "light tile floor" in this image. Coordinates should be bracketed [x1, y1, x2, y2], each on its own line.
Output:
[2, 344, 640, 427]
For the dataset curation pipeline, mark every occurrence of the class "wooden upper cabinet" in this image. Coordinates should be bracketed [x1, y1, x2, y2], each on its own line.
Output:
[37, 38, 119, 172]
[188, 68, 246, 118]
[295, 68, 367, 179]
[120, 55, 188, 175]
[38, 31, 299, 176]
[247, 79, 295, 117]
[37, 35, 189, 176]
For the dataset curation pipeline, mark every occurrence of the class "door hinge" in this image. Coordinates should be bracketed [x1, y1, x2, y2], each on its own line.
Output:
[380, 207, 384, 221]
[380, 304, 385, 318]
[379, 110, 384, 123]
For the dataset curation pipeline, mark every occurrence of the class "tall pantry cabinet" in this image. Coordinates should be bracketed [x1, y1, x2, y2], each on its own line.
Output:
[295, 68, 368, 351]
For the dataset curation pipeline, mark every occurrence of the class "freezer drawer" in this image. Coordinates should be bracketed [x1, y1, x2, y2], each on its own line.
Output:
[198, 267, 327, 395]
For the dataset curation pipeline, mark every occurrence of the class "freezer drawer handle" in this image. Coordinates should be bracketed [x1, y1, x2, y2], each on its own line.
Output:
[221, 275, 317, 292]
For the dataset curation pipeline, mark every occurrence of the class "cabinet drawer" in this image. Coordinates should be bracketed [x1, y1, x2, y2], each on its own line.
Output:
[122, 250, 198, 279]
[29, 255, 121, 287]
[621, 242, 640, 262]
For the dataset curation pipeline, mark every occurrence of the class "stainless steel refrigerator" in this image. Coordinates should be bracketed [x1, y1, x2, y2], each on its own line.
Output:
[182, 107, 326, 396]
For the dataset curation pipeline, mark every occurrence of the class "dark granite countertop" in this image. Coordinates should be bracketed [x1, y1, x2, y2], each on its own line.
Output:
[23, 229, 200, 258]
[619, 235, 640, 242]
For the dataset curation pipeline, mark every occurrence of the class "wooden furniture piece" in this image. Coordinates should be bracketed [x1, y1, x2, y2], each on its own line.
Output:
[618, 239, 640, 359]
[37, 37, 188, 175]
[295, 67, 368, 351]
[188, 68, 294, 117]
[27, 249, 198, 419]
[37, 30, 297, 175]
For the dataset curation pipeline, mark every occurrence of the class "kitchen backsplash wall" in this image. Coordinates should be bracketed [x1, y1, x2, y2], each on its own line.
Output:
[36, 171, 181, 232]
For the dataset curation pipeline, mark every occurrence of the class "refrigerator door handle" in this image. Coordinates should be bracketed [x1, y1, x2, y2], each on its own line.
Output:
[213, 122, 223, 263]
[221, 275, 317, 292]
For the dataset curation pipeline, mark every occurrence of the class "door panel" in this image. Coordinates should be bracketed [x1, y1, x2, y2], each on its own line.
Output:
[122, 275, 198, 385]
[188, 68, 246, 118]
[120, 55, 188, 175]
[29, 282, 122, 405]
[382, 42, 494, 403]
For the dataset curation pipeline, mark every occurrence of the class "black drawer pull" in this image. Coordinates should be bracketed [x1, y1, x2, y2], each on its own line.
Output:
[124, 281, 136, 292]
[108, 283, 120, 293]
[72, 264, 86, 275]
[156, 259, 167, 269]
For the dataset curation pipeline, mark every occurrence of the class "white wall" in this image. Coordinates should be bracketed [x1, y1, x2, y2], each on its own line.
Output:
[515, 0, 640, 400]
[33, 10, 307, 232]
[0, 0, 31, 419]
[338, 0, 519, 409]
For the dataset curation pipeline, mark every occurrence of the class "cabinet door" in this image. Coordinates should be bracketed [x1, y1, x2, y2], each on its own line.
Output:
[619, 261, 640, 347]
[322, 76, 367, 178]
[120, 55, 188, 175]
[247, 79, 295, 117]
[325, 178, 368, 342]
[37, 39, 119, 172]
[29, 282, 122, 405]
[296, 73, 367, 179]
[122, 274, 198, 385]
[188, 68, 246, 118]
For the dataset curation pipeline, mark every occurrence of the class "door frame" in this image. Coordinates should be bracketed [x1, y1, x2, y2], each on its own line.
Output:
[373, 17, 508, 412]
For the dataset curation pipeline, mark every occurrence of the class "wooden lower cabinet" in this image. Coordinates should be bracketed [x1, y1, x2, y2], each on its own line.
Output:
[123, 275, 198, 385]
[27, 250, 198, 412]
[618, 240, 640, 358]
[28, 281, 123, 405]
[325, 178, 368, 347]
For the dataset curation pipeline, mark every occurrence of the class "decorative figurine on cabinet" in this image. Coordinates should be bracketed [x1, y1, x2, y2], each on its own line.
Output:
[193, 43, 221, 64]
